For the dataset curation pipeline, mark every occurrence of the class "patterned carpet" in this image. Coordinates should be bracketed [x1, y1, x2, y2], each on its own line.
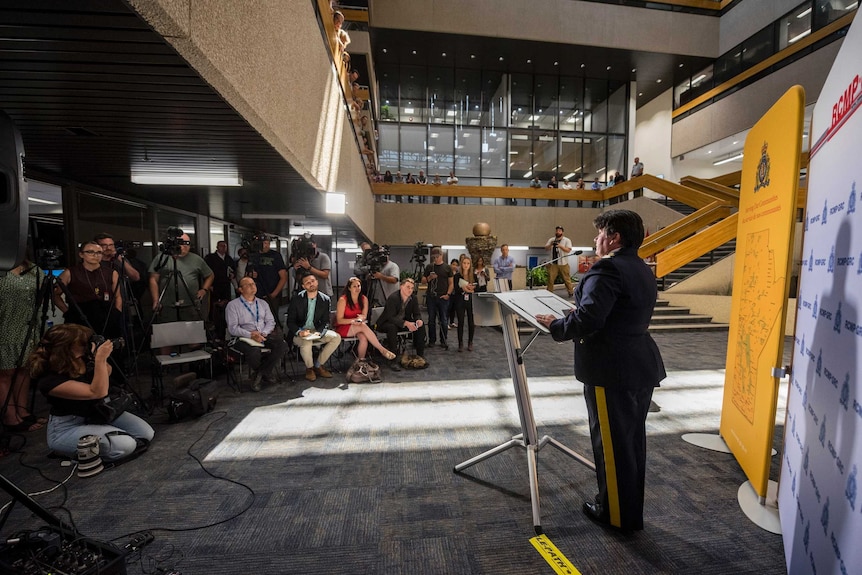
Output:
[0, 328, 791, 574]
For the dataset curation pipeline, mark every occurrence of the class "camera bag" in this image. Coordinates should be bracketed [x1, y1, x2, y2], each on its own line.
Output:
[167, 378, 219, 422]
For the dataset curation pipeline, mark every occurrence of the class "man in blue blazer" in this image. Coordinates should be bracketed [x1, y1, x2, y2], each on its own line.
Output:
[537, 209, 666, 533]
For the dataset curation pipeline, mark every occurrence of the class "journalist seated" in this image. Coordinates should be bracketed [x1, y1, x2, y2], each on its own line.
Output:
[286, 271, 341, 382]
[27, 324, 154, 462]
[376, 277, 427, 371]
[226, 277, 287, 391]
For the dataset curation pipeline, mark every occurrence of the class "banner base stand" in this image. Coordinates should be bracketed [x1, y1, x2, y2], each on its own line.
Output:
[681, 433, 731, 453]
[738, 479, 781, 534]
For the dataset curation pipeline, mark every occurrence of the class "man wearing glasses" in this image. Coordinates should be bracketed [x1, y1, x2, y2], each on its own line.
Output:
[94, 233, 141, 282]
[148, 232, 214, 323]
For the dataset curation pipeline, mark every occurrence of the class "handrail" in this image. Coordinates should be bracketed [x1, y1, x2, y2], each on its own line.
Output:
[678, 176, 740, 206]
[673, 12, 855, 119]
[654, 213, 738, 278]
[638, 200, 733, 261]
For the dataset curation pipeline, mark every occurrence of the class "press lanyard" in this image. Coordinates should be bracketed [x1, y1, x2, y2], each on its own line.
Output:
[241, 298, 260, 329]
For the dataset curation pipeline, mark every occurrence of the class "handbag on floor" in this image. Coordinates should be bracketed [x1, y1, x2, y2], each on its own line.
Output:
[346, 358, 381, 383]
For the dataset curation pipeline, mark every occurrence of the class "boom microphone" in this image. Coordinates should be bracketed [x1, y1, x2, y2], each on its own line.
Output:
[573, 250, 583, 255]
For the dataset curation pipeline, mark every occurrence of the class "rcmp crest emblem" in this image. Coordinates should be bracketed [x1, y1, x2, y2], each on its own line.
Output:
[754, 141, 770, 192]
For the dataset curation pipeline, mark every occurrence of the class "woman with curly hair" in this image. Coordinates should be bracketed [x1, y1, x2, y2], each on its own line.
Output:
[27, 324, 153, 462]
[334, 277, 396, 362]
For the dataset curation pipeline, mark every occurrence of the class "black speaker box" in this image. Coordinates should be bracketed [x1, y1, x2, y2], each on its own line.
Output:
[0, 110, 27, 271]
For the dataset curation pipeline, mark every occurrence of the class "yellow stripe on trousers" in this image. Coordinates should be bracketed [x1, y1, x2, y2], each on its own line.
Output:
[595, 387, 621, 527]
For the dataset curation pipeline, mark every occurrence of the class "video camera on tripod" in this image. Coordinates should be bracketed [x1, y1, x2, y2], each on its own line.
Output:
[159, 226, 188, 256]
[36, 247, 63, 270]
[356, 243, 390, 274]
[409, 241, 427, 265]
[112, 240, 143, 256]
[241, 232, 270, 255]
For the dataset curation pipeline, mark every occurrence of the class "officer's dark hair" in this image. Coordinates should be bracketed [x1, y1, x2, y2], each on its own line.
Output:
[593, 209, 645, 249]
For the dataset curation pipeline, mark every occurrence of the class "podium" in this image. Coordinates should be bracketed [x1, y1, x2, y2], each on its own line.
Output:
[454, 282, 595, 533]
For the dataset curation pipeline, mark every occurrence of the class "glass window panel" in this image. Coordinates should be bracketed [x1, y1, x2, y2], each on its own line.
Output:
[742, 26, 774, 70]
[429, 125, 454, 175]
[400, 124, 428, 174]
[534, 75, 558, 131]
[400, 66, 426, 124]
[688, 64, 714, 103]
[674, 77, 691, 109]
[456, 69, 483, 128]
[814, 0, 852, 30]
[510, 74, 533, 128]
[607, 135, 626, 180]
[77, 193, 149, 230]
[559, 132, 584, 180]
[456, 127, 481, 177]
[780, 4, 813, 49]
[482, 127, 507, 179]
[377, 124, 399, 173]
[559, 76, 584, 132]
[582, 134, 606, 185]
[607, 81, 627, 134]
[482, 71, 507, 127]
[379, 72, 399, 122]
[584, 80, 608, 133]
[533, 132, 558, 181]
[509, 128, 532, 180]
[427, 67, 453, 125]
[714, 47, 741, 85]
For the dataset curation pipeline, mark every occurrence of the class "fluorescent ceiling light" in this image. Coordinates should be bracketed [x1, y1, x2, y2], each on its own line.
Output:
[404, 108, 415, 114]
[538, 136, 554, 142]
[560, 137, 575, 143]
[511, 134, 529, 140]
[796, 7, 811, 17]
[523, 171, 533, 178]
[28, 196, 59, 205]
[446, 111, 456, 117]
[430, 132, 439, 138]
[442, 245, 466, 251]
[691, 74, 707, 86]
[713, 153, 744, 166]
[131, 173, 242, 186]
[563, 172, 577, 180]
[344, 248, 363, 254]
[326, 192, 346, 215]
[292, 226, 332, 236]
[507, 246, 529, 251]
[242, 213, 305, 220]
[596, 167, 606, 173]
[788, 29, 811, 43]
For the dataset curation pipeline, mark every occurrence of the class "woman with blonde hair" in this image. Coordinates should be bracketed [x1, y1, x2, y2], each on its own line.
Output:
[335, 277, 396, 362]
[452, 256, 476, 351]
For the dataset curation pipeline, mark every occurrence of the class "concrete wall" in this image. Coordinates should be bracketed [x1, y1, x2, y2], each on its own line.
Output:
[370, 0, 718, 57]
[128, 0, 375, 239]
[661, 293, 797, 336]
[719, 0, 809, 53]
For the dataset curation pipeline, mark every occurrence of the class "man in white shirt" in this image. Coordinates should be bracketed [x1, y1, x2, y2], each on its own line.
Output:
[560, 177, 573, 207]
[545, 225, 575, 297]
[226, 277, 287, 391]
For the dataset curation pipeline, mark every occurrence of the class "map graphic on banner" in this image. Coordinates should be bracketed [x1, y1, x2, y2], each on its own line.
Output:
[720, 86, 803, 498]
[779, 14, 862, 575]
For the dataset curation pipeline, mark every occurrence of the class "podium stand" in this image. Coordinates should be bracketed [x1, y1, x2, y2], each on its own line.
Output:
[454, 283, 595, 533]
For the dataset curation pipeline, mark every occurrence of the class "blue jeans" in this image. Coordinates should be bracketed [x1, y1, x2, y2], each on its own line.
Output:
[426, 296, 450, 345]
[47, 412, 155, 461]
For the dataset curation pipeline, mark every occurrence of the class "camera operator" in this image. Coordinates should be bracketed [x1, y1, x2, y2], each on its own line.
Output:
[27, 324, 154, 462]
[422, 247, 453, 350]
[54, 241, 123, 338]
[353, 241, 373, 297]
[205, 240, 237, 341]
[545, 225, 575, 298]
[148, 232, 214, 324]
[370, 251, 400, 306]
[291, 235, 332, 296]
[249, 236, 287, 325]
[94, 233, 141, 282]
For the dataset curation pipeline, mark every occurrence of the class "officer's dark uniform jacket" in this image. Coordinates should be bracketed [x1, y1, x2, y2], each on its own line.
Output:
[549, 245, 666, 389]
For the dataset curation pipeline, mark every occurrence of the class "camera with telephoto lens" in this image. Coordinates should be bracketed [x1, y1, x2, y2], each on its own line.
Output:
[114, 240, 143, 256]
[241, 233, 269, 255]
[159, 227, 186, 256]
[357, 243, 390, 274]
[410, 241, 427, 265]
[89, 334, 125, 352]
[289, 233, 316, 264]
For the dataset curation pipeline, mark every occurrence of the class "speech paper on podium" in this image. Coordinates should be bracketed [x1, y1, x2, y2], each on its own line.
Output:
[490, 290, 574, 332]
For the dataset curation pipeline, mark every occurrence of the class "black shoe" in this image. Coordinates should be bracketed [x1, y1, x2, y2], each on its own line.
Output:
[582, 501, 634, 534]
[249, 370, 263, 392]
[441, 343, 448, 351]
[390, 359, 402, 372]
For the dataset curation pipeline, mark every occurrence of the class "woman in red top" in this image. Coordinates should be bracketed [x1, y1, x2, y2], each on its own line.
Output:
[335, 277, 396, 362]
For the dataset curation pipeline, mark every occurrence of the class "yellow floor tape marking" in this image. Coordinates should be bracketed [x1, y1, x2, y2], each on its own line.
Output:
[530, 534, 583, 575]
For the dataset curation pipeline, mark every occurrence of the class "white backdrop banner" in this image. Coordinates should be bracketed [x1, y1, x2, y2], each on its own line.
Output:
[780, 16, 862, 575]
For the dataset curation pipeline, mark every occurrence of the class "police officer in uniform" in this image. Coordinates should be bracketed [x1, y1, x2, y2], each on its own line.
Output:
[536, 209, 666, 533]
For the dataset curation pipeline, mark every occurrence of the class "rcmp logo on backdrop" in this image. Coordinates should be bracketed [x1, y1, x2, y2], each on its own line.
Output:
[754, 141, 771, 192]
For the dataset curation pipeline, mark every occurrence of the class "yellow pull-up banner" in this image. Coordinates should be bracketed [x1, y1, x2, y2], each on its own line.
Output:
[720, 85, 805, 497]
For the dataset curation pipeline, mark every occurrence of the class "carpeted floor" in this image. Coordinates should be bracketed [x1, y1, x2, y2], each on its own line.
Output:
[0, 326, 792, 574]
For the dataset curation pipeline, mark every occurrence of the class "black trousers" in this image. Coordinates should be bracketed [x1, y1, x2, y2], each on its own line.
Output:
[378, 321, 426, 357]
[455, 297, 474, 346]
[233, 332, 287, 375]
[583, 384, 654, 531]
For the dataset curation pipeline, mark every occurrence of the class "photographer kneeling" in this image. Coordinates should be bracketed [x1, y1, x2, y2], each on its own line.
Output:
[27, 324, 154, 462]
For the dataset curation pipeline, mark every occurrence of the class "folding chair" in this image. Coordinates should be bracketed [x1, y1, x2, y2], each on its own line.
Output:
[150, 320, 213, 399]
